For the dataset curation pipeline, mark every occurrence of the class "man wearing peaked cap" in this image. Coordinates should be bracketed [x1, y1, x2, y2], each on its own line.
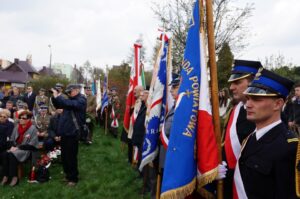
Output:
[233, 69, 298, 198]
[35, 104, 51, 151]
[34, 88, 49, 113]
[49, 83, 68, 116]
[220, 60, 261, 198]
[50, 83, 86, 186]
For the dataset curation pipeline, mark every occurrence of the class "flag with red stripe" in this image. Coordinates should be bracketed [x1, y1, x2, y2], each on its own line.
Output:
[139, 34, 169, 171]
[123, 44, 142, 132]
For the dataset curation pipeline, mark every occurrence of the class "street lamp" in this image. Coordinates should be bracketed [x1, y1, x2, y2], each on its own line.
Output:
[48, 44, 52, 69]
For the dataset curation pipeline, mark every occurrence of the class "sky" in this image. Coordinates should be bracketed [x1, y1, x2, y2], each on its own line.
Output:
[0, 0, 299, 71]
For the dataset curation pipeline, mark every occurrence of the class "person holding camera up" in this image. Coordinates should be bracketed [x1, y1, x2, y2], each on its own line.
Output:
[51, 84, 87, 187]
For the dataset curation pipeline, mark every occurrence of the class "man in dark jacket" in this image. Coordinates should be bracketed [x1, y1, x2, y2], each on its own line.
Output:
[132, 90, 148, 167]
[288, 83, 300, 136]
[51, 84, 87, 187]
[23, 86, 37, 111]
[233, 69, 298, 198]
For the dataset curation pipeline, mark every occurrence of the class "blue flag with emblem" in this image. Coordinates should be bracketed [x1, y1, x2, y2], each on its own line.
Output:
[139, 35, 168, 171]
[101, 73, 109, 114]
[161, 1, 201, 198]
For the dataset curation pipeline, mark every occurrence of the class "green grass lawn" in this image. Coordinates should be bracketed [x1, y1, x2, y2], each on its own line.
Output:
[1, 126, 150, 199]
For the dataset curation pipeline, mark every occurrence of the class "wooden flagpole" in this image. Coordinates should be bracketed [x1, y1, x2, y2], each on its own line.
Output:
[205, 0, 223, 199]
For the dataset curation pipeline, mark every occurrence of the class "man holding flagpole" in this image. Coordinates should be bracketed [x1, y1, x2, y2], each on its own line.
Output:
[220, 60, 262, 198]
[128, 85, 144, 164]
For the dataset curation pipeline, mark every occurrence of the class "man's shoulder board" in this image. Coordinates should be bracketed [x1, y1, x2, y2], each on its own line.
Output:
[286, 130, 299, 143]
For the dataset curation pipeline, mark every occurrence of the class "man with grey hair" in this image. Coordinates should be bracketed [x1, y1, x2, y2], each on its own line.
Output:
[127, 85, 144, 164]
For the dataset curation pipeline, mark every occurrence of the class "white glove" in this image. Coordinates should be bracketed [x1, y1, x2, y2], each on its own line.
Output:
[217, 161, 228, 180]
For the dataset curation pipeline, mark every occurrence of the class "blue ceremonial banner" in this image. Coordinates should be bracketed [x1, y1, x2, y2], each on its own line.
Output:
[139, 36, 168, 171]
[161, 1, 201, 198]
[101, 73, 109, 114]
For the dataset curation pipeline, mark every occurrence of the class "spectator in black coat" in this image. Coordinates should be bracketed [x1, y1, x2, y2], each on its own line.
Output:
[0, 109, 14, 153]
[45, 109, 63, 151]
[288, 83, 300, 135]
[51, 84, 87, 187]
[132, 90, 149, 167]
[23, 86, 37, 111]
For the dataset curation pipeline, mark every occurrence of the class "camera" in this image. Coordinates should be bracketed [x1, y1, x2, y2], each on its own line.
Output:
[48, 88, 59, 94]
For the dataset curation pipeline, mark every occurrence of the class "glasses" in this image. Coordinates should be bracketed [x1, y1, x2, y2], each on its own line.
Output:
[20, 117, 29, 120]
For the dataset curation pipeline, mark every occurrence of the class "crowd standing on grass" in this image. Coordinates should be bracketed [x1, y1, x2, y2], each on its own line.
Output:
[0, 83, 121, 187]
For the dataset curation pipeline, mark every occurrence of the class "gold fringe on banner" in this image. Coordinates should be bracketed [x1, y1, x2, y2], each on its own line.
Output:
[197, 167, 218, 188]
[160, 178, 196, 199]
[296, 140, 300, 197]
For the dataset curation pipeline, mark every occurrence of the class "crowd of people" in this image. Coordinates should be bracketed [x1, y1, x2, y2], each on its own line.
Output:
[1, 59, 300, 198]
[0, 83, 114, 187]
[120, 59, 300, 198]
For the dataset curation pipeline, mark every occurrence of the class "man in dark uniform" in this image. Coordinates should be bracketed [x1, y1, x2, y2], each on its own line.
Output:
[234, 68, 298, 198]
[51, 84, 86, 187]
[220, 60, 262, 198]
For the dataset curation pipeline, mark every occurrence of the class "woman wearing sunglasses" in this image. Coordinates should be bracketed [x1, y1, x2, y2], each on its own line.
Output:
[1, 110, 38, 186]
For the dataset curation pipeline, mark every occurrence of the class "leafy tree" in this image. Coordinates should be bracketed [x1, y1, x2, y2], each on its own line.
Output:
[217, 42, 234, 89]
[152, 0, 253, 70]
[80, 60, 93, 84]
[108, 63, 131, 117]
[272, 66, 300, 83]
[29, 76, 70, 96]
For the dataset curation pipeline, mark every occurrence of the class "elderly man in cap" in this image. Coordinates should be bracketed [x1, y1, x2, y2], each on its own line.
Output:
[34, 88, 49, 112]
[84, 86, 96, 144]
[51, 84, 87, 186]
[233, 69, 298, 198]
[219, 60, 262, 198]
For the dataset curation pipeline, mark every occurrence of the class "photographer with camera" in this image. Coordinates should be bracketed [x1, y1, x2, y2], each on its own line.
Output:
[50, 84, 86, 187]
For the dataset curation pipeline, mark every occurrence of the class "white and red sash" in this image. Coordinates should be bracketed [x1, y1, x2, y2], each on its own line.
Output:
[128, 99, 142, 139]
[110, 107, 119, 128]
[224, 102, 243, 169]
[233, 133, 252, 199]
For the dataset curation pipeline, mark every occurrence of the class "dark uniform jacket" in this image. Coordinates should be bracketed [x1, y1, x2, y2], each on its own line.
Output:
[24, 92, 37, 111]
[0, 120, 14, 152]
[222, 104, 256, 198]
[289, 98, 300, 125]
[52, 94, 87, 137]
[132, 102, 146, 147]
[47, 114, 61, 138]
[239, 122, 298, 199]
